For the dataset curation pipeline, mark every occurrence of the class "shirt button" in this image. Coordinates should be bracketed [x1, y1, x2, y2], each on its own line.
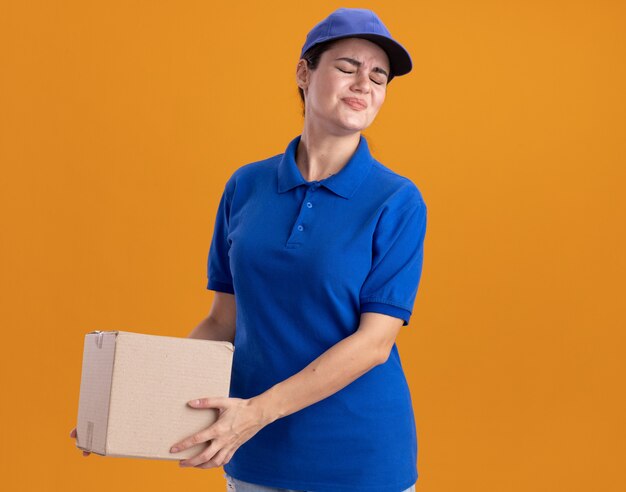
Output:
[306, 202, 313, 208]
[297, 225, 304, 231]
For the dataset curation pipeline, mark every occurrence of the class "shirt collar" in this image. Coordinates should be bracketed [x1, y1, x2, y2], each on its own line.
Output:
[277, 134, 374, 199]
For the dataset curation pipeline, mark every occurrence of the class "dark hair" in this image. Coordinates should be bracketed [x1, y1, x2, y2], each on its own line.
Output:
[297, 40, 340, 117]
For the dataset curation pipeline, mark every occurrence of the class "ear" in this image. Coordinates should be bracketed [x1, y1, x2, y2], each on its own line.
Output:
[296, 59, 310, 93]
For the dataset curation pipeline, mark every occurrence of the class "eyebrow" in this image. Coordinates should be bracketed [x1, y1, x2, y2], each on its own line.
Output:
[334, 57, 389, 78]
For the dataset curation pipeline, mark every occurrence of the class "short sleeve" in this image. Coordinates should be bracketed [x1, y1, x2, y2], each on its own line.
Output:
[207, 182, 235, 294]
[359, 191, 427, 326]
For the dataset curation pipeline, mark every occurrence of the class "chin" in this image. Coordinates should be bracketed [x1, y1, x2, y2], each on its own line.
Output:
[337, 115, 372, 130]
[345, 119, 372, 132]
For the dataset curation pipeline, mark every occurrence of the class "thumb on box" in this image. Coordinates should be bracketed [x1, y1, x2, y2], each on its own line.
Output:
[188, 397, 227, 409]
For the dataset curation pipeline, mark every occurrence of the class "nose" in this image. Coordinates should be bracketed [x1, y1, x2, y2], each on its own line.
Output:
[350, 70, 371, 94]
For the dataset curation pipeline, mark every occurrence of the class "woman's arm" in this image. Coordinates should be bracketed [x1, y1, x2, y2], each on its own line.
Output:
[171, 311, 403, 468]
[251, 311, 403, 425]
[188, 291, 236, 343]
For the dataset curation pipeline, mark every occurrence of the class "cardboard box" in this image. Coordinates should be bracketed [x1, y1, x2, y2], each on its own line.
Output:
[75, 330, 234, 460]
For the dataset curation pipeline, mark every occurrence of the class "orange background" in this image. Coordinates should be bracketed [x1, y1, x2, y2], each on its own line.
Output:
[1, 0, 625, 491]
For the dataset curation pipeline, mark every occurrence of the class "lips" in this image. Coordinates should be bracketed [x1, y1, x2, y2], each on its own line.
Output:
[342, 98, 367, 110]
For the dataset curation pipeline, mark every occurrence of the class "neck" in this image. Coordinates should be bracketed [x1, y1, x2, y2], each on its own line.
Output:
[296, 125, 361, 182]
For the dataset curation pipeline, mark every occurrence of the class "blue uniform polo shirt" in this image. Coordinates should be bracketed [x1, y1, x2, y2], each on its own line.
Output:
[207, 133, 427, 492]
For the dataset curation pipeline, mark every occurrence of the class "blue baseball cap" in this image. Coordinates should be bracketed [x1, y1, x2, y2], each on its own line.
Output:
[299, 7, 413, 83]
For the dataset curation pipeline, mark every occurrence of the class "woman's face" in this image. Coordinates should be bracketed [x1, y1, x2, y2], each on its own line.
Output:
[297, 37, 390, 135]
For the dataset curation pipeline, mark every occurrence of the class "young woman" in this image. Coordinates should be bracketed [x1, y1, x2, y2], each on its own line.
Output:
[72, 7, 427, 492]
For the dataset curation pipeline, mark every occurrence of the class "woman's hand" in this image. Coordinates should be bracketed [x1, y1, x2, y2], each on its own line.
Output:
[170, 397, 269, 469]
[69, 427, 91, 457]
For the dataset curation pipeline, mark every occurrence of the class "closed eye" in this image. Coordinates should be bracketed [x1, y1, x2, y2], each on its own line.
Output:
[337, 67, 383, 85]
